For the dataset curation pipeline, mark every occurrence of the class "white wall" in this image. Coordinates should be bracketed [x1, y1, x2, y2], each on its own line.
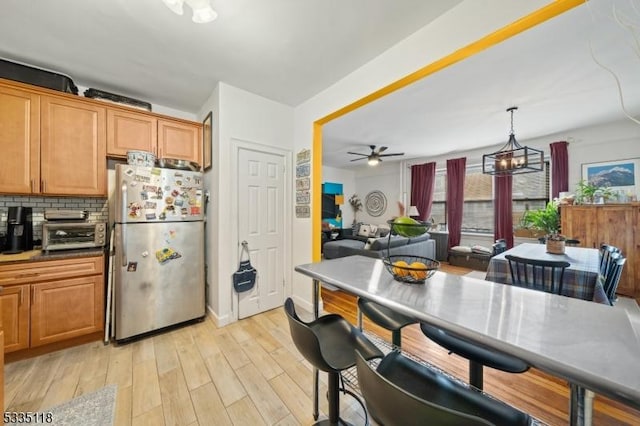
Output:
[197, 85, 221, 320]
[199, 82, 294, 326]
[291, 0, 551, 311]
[353, 162, 404, 227]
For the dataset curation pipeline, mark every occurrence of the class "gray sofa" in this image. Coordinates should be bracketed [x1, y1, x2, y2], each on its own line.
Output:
[323, 233, 436, 260]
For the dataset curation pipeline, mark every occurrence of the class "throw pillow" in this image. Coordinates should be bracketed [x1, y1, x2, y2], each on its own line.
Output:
[358, 224, 372, 237]
[471, 245, 493, 255]
[375, 225, 390, 238]
[363, 237, 377, 250]
[450, 245, 472, 253]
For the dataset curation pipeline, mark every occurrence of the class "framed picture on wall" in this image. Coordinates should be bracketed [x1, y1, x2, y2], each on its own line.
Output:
[582, 158, 639, 198]
[202, 111, 213, 171]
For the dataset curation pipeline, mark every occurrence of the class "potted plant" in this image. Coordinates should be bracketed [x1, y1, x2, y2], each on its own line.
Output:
[575, 180, 599, 204]
[348, 194, 363, 228]
[521, 201, 566, 254]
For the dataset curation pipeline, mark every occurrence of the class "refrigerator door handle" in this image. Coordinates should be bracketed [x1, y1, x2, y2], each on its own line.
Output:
[121, 182, 128, 223]
[120, 182, 128, 266]
[119, 225, 127, 267]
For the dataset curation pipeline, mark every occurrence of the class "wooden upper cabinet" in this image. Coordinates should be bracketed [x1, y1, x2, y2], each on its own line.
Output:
[158, 119, 202, 166]
[40, 96, 107, 196]
[107, 109, 157, 157]
[0, 86, 40, 194]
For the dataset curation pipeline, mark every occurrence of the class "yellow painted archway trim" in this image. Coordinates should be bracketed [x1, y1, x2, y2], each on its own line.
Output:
[312, 0, 586, 261]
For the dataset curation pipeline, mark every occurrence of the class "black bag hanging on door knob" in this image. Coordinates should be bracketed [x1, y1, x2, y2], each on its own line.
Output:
[233, 241, 257, 293]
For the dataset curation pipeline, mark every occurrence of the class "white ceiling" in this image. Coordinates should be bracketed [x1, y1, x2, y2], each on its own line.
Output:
[0, 0, 462, 112]
[323, 0, 640, 168]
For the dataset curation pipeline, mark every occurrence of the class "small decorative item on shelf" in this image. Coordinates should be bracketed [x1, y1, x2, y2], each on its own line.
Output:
[383, 217, 440, 283]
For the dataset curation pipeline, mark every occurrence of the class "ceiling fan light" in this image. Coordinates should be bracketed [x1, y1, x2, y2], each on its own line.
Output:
[368, 157, 380, 166]
[162, 0, 184, 15]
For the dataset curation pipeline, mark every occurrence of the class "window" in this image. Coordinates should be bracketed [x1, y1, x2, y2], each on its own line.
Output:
[430, 162, 549, 234]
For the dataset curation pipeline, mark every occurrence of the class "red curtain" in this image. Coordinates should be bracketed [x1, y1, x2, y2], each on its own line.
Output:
[410, 162, 436, 220]
[446, 158, 466, 249]
[550, 141, 569, 199]
[494, 174, 514, 248]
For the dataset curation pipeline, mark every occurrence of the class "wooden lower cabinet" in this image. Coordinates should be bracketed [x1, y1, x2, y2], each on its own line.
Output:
[0, 255, 104, 354]
[561, 204, 639, 299]
[0, 285, 29, 353]
[31, 275, 104, 347]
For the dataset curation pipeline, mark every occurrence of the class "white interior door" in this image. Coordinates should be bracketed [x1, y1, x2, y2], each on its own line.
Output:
[238, 147, 285, 318]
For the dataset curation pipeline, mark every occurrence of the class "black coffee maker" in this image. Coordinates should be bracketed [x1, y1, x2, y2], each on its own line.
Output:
[4, 207, 33, 254]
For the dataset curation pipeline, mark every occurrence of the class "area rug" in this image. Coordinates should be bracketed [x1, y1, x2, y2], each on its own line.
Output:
[29, 384, 117, 426]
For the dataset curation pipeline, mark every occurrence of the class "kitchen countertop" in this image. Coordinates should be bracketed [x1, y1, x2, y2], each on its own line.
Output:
[295, 255, 640, 413]
[0, 248, 106, 264]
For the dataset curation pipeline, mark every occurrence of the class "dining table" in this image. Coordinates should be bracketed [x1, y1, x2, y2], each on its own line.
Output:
[485, 243, 609, 304]
[294, 255, 640, 426]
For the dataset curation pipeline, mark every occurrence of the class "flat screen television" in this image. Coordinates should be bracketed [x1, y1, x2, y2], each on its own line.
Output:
[322, 194, 337, 219]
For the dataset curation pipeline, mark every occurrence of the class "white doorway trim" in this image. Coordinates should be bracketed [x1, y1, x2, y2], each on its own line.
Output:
[230, 138, 292, 321]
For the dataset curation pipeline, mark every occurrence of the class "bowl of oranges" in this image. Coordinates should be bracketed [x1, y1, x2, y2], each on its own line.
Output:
[382, 255, 440, 284]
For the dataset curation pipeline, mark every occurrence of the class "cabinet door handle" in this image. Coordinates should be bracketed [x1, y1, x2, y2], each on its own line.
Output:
[31, 179, 35, 192]
[41, 180, 46, 192]
[19, 287, 24, 306]
[31, 287, 35, 305]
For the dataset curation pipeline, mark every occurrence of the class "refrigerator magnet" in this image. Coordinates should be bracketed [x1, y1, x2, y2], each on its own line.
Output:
[127, 262, 138, 272]
[134, 174, 151, 183]
[128, 202, 142, 217]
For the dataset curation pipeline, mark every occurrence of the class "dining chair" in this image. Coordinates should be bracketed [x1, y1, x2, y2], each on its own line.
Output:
[492, 239, 507, 255]
[602, 252, 626, 305]
[599, 244, 621, 276]
[354, 350, 531, 426]
[538, 237, 580, 247]
[284, 298, 383, 425]
[505, 254, 570, 295]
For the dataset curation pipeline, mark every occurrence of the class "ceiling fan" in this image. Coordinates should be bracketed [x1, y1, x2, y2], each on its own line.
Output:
[347, 145, 404, 166]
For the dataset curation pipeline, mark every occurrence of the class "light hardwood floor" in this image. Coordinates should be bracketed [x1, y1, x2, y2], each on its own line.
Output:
[4, 308, 369, 426]
[4, 264, 640, 425]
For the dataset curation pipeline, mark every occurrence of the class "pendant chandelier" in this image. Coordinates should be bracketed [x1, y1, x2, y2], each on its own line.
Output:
[482, 107, 544, 175]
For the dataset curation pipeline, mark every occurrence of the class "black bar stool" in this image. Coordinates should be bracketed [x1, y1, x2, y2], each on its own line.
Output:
[357, 298, 416, 347]
[355, 350, 532, 426]
[419, 322, 529, 391]
[284, 298, 383, 425]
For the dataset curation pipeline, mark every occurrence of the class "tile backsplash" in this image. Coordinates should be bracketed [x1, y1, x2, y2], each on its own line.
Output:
[0, 196, 108, 241]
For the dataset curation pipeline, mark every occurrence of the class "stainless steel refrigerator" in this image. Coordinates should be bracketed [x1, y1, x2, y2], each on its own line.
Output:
[113, 164, 205, 341]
